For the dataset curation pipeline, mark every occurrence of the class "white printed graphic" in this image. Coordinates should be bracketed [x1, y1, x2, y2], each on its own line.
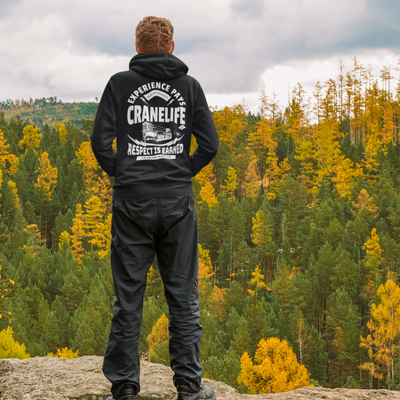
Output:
[128, 129, 183, 148]
[126, 81, 187, 160]
[137, 154, 176, 161]
[142, 122, 172, 142]
[144, 90, 171, 102]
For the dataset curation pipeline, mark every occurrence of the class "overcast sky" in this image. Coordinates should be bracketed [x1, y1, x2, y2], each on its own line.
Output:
[1, 0, 400, 113]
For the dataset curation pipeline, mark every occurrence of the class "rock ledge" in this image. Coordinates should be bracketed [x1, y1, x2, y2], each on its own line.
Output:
[0, 356, 399, 400]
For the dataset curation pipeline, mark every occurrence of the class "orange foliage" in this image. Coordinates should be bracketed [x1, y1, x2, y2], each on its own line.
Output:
[76, 142, 100, 188]
[238, 337, 310, 394]
[147, 313, 169, 361]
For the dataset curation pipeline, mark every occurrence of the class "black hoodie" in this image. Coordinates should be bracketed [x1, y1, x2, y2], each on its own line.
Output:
[91, 52, 219, 201]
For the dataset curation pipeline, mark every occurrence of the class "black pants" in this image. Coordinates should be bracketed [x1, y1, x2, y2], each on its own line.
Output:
[103, 196, 202, 399]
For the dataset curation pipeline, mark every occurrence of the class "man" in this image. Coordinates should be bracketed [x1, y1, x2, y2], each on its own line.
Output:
[91, 16, 219, 400]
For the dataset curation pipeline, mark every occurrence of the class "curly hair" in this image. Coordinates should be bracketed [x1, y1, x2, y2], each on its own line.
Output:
[135, 16, 174, 53]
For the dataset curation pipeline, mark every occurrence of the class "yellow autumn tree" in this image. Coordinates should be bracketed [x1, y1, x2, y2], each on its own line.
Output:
[199, 181, 218, 207]
[213, 105, 247, 148]
[47, 347, 79, 359]
[352, 188, 378, 218]
[83, 195, 103, 252]
[58, 124, 68, 144]
[363, 130, 381, 184]
[198, 244, 214, 309]
[58, 231, 71, 251]
[147, 313, 169, 362]
[363, 228, 384, 282]
[360, 278, 400, 389]
[7, 180, 19, 209]
[0, 264, 15, 318]
[247, 266, 268, 296]
[222, 166, 238, 200]
[18, 125, 42, 153]
[294, 139, 318, 197]
[248, 118, 276, 153]
[0, 327, 30, 359]
[238, 337, 309, 394]
[331, 149, 363, 197]
[76, 141, 100, 188]
[91, 172, 113, 213]
[263, 149, 281, 200]
[194, 162, 214, 187]
[34, 152, 58, 199]
[0, 129, 18, 174]
[364, 228, 383, 259]
[94, 213, 112, 258]
[198, 244, 213, 279]
[194, 163, 217, 207]
[70, 203, 85, 264]
[82, 196, 111, 256]
[313, 121, 341, 181]
[0, 129, 10, 164]
[381, 101, 394, 149]
[146, 266, 155, 290]
[243, 158, 260, 196]
[211, 285, 225, 320]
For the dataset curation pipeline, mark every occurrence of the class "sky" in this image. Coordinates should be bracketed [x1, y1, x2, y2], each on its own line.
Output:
[1, 0, 400, 114]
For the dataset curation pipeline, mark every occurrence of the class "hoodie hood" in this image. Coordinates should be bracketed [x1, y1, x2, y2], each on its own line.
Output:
[129, 52, 188, 80]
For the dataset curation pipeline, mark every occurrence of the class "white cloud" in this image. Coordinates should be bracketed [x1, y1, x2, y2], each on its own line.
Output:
[1, 0, 400, 105]
[206, 92, 261, 114]
[260, 50, 400, 115]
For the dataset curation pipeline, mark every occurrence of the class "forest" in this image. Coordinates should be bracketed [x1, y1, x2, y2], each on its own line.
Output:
[2, 56, 400, 393]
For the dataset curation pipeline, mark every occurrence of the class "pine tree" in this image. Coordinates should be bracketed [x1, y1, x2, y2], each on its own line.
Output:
[60, 272, 85, 315]
[41, 312, 60, 352]
[327, 288, 361, 387]
[305, 326, 328, 385]
[233, 240, 257, 290]
[251, 200, 275, 280]
[247, 118, 274, 182]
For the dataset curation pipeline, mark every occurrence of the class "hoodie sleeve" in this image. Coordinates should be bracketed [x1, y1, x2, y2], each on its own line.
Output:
[190, 84, 219, 176]
[91, 79, 117, 176]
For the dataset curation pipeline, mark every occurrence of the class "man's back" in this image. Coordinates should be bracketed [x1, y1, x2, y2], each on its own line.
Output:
[91, 16, 218, 400]
[91, 52, 218, 201]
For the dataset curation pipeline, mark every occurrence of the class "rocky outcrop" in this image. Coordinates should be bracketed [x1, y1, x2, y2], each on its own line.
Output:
[0, 356, 400, 400]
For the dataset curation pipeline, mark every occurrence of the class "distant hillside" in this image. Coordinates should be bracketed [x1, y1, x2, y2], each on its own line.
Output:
[2, 100, 98, 128]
